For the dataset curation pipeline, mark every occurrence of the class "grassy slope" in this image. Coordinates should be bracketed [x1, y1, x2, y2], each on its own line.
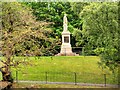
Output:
[10, 56, 118, 84]
[18, 56, 101, 73]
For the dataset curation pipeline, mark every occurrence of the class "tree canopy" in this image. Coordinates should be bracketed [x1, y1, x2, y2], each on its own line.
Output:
[79, 2, 119, 71]
[1, 2, 60, 57]
[1, 2, 60, 82]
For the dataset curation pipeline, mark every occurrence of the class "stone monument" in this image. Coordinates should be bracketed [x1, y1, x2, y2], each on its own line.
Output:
[56, 14, 78, 56]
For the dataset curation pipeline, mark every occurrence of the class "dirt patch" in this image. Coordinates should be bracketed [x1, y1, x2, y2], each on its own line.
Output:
[0, 81, 12, 89]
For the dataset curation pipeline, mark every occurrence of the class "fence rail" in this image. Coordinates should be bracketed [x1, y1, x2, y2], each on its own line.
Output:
[12, 71, 118, 87]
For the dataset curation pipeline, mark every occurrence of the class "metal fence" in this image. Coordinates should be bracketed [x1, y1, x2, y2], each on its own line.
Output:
[12, 71, 119, 87]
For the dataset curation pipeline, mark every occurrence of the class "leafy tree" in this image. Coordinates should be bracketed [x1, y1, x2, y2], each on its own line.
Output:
[70, 2, 89, 16]
[80, 2, 119, 72]
[70, 2, 90, 48]
[0, 2, 60, 82]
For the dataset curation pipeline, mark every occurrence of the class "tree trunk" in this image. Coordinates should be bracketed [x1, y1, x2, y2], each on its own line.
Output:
[1, 66, 13, 83]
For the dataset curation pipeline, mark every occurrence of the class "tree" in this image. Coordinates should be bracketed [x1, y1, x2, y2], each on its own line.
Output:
[70, 2, 89, 15]
[0, 2, 60, 82]
[70, 2, 90, 48]
[79, 2, 119, 72]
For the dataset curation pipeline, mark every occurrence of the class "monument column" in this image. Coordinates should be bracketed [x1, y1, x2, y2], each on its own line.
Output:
[56, 14, 78, 56]
[60, 14, 72, 55]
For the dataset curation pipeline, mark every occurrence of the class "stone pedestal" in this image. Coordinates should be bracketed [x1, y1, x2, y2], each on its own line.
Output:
[60, 31, 72, 55]
[60, 43, 72, 54]
[56, 30, 78, 56]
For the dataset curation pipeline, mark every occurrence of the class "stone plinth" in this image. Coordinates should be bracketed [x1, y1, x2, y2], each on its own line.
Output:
[60, 43, 72, 54]
[56, 43, 79, 56]
[56, 31, 79, 56]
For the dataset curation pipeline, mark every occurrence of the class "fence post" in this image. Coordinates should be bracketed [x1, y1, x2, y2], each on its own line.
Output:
[104, 74, 106, 87]
[74, 72, 77, 85]
[16, 71, 18, 83]
[45, 72, 47, 84]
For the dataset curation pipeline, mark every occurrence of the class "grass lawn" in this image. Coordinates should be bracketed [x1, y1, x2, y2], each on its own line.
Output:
[1, 56, 118, 84]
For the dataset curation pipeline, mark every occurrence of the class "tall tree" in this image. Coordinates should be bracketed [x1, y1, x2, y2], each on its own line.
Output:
[0, 2, 60, 82]
[71, 2, 90, 48]
[80, 2, 119, 72]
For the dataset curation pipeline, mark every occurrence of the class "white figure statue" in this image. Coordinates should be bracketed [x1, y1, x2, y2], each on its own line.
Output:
[63, 14, 68, 31]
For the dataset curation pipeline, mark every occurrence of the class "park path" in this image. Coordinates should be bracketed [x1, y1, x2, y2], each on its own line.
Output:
[15, 80, 119, 88]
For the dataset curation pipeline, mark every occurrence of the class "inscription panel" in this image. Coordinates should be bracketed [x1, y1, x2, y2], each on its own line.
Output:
[64, 36, 69, 43]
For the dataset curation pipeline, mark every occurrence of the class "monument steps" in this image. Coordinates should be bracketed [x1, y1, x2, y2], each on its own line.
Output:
[55, 53, 79, 56]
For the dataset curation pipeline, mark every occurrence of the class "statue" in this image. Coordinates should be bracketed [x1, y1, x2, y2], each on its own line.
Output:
[63, 14, 68, 32]
[63, 14, 67, 25]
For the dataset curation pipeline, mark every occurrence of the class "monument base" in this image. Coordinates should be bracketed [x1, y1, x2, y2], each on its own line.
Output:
[55, 43, 79, 56]
[55, 52, 79, 56]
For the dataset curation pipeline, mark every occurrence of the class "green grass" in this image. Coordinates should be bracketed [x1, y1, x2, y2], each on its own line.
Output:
[5, 56, 118, 84]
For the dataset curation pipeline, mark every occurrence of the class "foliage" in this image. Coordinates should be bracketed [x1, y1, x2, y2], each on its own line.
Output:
[1, 2, 60, 56]
[25, 2, 83, 46]
[70, 2, 90, 47]
[79, 2, 119, 71]
[0, 2, 60, 82]
[70, 2, 89, 16]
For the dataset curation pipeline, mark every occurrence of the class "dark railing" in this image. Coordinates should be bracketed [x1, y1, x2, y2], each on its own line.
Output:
[13, 71, 118, 87]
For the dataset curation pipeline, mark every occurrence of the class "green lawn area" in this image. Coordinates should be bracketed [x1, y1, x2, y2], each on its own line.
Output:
[1, 56, 118, 84]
